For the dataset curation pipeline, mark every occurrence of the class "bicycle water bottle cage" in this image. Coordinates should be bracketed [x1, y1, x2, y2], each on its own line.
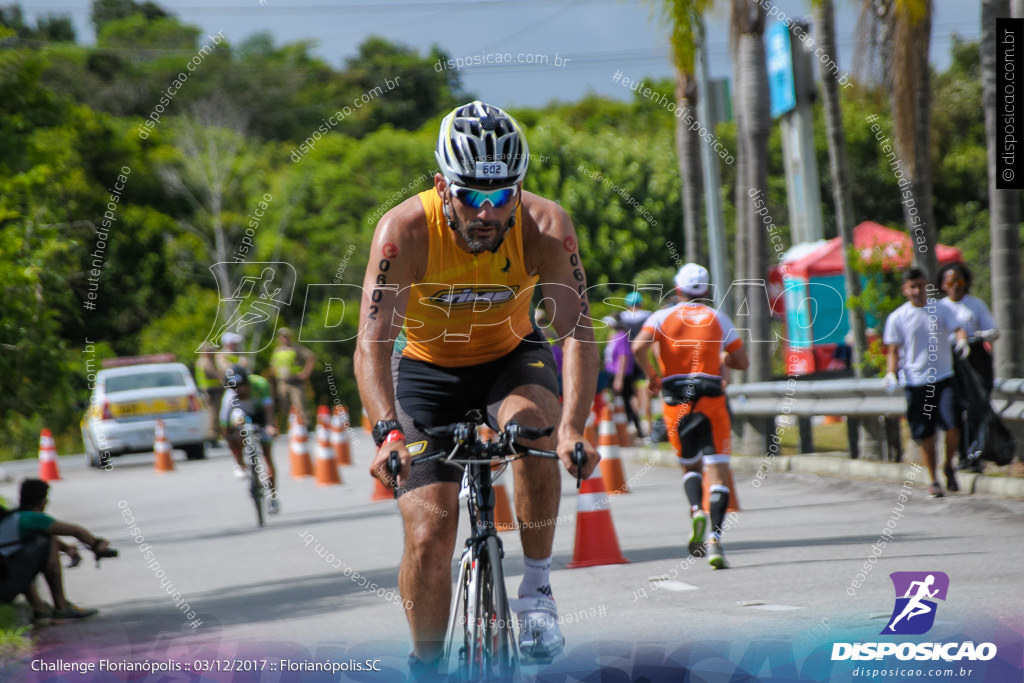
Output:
[661, 376, 724, 406]
[676, 412, 715, 460]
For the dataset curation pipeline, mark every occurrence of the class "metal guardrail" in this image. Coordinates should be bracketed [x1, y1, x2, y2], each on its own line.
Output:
[727, 377, 1024, 422]
[725, 377, 1024, 460]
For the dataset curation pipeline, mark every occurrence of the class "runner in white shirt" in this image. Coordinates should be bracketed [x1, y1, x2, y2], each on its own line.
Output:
[883, 268, 968, 497]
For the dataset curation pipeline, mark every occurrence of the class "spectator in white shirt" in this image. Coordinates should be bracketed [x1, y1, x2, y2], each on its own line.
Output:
[937, 263, 999, 393]
[883, 268, 968, 498]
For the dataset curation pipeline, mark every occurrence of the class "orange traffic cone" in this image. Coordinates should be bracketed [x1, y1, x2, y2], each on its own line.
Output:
[476, 423, 515, 530]
[613, 395, 631, 446]
[597, 406, 629, 495]
[702, 467, 741, 513]
[361, 408, 372, 433]
[583, 408, 598, 446]
[371, 475, 393, 501]
[314, 406, 342, 486]
[289, 409, 313, 479]
[567, 465, 629, 568]
[478, 424, 496, 442]
[332, 406, 352, 466]
[38, 428, 61, 482]
[154, 419, 175, 473]
[493, 481, 517, 532]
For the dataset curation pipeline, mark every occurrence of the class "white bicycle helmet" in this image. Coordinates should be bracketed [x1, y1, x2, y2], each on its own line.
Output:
[435, 101, 529, 188]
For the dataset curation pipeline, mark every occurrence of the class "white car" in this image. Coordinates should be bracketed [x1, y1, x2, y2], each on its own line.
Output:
[81, 360, 210, 467]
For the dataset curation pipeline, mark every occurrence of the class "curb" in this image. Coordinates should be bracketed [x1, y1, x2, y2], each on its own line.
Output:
[622, 447, 1024, 499]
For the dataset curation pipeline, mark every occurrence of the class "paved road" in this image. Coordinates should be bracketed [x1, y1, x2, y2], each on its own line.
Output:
[2, 437, 1022, 680]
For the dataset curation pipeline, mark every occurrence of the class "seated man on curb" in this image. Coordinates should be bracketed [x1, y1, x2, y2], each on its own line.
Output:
[0, 478, 107, 624]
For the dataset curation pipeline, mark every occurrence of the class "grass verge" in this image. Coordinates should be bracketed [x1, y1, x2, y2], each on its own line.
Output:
[0, 603, 34, 669]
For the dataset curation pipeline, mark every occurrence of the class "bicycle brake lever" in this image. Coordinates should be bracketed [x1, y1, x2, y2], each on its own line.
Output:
[574, 442, 586, 490]
[387, 450, 401, 499]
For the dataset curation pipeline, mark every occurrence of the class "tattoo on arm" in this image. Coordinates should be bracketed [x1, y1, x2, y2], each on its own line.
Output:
[569, 252, 590, 315]
[367, 258, 393, 321]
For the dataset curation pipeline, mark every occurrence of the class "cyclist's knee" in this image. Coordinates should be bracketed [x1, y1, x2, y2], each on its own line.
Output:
[405, 522, 455, 563]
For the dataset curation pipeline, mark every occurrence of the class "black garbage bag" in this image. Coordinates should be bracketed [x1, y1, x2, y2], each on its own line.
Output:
[954, 354, 1017, 468]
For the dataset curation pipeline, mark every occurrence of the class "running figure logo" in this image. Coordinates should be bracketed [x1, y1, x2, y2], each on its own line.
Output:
[200, 262, 296, 353]
[881, 571, 949, 635]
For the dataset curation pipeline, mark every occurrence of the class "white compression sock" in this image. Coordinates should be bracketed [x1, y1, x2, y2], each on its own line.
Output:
[519, 555, 553, 599]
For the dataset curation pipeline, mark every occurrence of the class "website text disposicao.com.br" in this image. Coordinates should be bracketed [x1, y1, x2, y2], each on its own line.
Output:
[434, 51, 570, 72]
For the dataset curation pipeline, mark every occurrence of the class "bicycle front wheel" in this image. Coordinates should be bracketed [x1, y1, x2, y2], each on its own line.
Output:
[478, 535, 518, 680]
[249, 448, 265, 528]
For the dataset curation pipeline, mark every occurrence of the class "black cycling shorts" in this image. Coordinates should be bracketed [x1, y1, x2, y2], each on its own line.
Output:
[391, 332, 559, 493]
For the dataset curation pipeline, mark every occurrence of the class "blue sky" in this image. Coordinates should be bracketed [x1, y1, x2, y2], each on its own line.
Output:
[25, 0, 981, 109]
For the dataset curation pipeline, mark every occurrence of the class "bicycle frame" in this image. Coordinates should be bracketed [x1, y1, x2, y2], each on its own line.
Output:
[442, 456, 518, 677]
[391, 416, 577, 679]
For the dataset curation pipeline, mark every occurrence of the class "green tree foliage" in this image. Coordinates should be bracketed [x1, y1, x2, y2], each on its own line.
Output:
[97, 14, 199, 51]
[0, 3, 1000, 456]
[337, 37, 468, 137]
[0, 4, 75, 42]
[90, 0, 167, 34]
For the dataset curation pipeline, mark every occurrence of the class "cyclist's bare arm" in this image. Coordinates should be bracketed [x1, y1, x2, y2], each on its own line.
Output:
[723, 344, 749, 371]
[522, 192, 600, 479]
[354, 197, 427, 486]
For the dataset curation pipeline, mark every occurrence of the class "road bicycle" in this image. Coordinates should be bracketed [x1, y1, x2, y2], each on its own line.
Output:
[387, 410, 584, 681]
[229, 408, 269, 527]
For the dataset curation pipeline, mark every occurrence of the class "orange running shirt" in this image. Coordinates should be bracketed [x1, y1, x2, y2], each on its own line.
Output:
[400, 189, 538, 367]
[641, 302, 742, 379]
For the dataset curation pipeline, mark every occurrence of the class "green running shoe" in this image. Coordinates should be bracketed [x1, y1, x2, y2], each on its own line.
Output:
[707, 539, 728, 570]
[688, 510, 707, 557]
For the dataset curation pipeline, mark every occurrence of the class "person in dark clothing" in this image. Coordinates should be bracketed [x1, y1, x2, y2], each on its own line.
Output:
[0, 479, 107, 624]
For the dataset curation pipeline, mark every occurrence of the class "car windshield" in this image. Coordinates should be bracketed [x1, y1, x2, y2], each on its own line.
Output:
[105, 371, 187, 393]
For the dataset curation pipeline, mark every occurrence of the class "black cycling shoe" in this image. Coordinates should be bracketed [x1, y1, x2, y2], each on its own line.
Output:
[406, 653, 445, 682]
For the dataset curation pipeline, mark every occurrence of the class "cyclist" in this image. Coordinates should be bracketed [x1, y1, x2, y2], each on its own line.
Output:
[220, 365, 280, 513]
[355, 101, 600, 674]
[631, 263, 748, 569]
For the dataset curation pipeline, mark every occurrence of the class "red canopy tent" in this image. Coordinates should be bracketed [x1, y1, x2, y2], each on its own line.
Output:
[768, 222, 963, 375]
[780, 221, 962, 279]
[770, 221, 964, 315]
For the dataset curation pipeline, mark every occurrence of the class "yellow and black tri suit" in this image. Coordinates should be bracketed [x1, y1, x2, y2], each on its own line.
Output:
[392, 189, 558, 492]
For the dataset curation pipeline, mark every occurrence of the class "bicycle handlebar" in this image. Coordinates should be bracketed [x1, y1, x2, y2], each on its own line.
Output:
[387, 419, 587, 489]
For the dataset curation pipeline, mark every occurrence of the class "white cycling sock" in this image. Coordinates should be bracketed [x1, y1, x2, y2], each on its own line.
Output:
[519, 555, 553, 599]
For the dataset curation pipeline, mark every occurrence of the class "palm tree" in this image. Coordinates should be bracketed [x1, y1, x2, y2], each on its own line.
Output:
[814, 0, 868, 378]
[676, 70, 706, 264]
[731, 0, 772, 453]
[814, 0, 888, 458]
[645, 0, 713, 265]
[982, 0, 1023, 378]
[859, 0, 938, 280]
[731, 0, 770, 373]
